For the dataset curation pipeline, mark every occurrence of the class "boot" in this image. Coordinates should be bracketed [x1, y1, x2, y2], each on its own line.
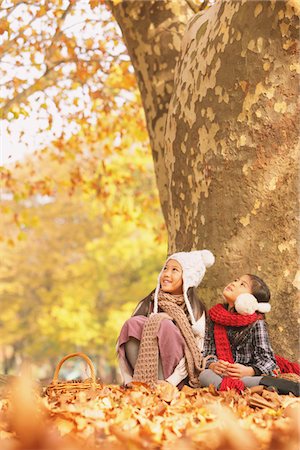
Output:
[259, 376, 300, 396]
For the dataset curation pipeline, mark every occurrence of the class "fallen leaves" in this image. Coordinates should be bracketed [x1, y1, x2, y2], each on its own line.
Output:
[0, 375, 299, 450]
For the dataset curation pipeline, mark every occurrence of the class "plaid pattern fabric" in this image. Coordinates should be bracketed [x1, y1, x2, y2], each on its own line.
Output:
[203, 318, 277, 375]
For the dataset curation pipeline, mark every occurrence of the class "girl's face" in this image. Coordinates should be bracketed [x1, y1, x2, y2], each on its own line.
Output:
[160, 259, 183, 295]
[223, 275, 252, 307]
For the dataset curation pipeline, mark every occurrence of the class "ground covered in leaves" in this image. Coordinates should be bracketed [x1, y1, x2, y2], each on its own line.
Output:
[0, 378, 299, 450]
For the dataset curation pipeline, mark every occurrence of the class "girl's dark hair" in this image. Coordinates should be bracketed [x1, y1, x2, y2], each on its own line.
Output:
[132, 287, 206, 320]
[247, 274, 270, 303]
[132, 290, 154, 317]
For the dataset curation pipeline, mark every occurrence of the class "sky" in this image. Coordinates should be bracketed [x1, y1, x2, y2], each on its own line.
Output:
[1, 116, 56, 166]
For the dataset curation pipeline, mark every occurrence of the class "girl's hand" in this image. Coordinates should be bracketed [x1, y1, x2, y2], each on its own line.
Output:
[209, 360, 230, 376]
[225, 363, 254, 378]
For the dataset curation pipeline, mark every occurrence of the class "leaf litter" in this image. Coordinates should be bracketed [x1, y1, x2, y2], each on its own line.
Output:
[0, 374, 299, 450]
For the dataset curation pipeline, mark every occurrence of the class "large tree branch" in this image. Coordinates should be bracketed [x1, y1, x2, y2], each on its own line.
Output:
[108, 0, 193, 223]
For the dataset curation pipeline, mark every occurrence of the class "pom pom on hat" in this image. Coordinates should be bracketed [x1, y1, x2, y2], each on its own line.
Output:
[153, 249, 215, 329]
[200, 250, 215, 268]
[169, 250, 215, 291]
[235, 293, 271, 315]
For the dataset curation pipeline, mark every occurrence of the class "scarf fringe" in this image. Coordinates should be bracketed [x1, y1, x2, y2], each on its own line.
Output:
[275, 355, 300, 375]
[219, 377, 245, 393]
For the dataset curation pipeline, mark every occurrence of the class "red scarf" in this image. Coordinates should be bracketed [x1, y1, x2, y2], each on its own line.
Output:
[208, 303, 263, 363]
[208, 303, 263, 392]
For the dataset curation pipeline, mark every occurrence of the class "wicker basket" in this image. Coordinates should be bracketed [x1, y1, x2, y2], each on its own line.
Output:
[46, 352, 102, 397]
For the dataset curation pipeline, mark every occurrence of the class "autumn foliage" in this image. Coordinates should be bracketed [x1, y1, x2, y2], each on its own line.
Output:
[0, 0, 167, 376]
[0, 371, 299, 450]
[1, 0, 140, 222]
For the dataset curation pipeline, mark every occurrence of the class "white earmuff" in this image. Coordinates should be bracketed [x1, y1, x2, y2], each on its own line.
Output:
[235, 293, 271, 315]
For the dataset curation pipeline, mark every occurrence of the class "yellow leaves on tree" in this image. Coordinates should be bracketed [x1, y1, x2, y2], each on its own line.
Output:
[0, 0, 128, 132]
[89, 0, 104, 10]
[106, 62, 136, 90]
[1, 90, 151, 236]
[0, 18, 9, 35]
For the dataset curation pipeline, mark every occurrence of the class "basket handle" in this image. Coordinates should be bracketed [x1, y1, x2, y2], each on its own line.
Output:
[52, 352, 96, 384]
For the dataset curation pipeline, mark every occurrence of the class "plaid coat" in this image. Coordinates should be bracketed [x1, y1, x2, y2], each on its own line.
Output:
[202, 317, 277, 375]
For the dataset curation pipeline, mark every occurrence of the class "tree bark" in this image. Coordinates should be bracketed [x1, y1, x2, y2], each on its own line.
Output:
[112, 0, 300, 359]
[109, 0, 193, 221]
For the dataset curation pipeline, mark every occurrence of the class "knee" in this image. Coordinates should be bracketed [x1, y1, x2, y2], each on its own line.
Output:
[121, 316, 142, 331]
[124, 317, 137, 326]
[199, 369, 211, 382]
[119, 318, 130, 334]
[199, 369, 218, 387]
[159, 319, 177, 333]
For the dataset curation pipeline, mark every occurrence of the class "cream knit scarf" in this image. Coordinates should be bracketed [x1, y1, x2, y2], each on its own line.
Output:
[133, 291, 205, 387]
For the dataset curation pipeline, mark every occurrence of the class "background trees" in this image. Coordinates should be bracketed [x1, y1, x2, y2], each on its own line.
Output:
[0, 96, 167, 377]
[0, 1, 166, 376]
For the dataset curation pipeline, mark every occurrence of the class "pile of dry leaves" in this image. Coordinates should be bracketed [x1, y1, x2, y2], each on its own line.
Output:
[0, 375, 299, 450]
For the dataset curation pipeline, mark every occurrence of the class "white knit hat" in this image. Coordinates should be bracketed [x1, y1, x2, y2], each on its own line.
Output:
[235, 293, 271, 315]
[153, 250, 215, 332]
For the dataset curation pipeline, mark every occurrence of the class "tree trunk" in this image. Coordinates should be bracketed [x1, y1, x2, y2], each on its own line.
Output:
[110, 0, 193, 221]
[112, 0, 299, 359]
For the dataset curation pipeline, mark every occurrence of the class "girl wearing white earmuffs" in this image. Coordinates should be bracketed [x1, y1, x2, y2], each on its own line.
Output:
[200, 274, 299, 396]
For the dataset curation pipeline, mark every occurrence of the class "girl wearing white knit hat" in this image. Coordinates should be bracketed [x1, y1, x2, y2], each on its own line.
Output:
[117, 249, 215, 388]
